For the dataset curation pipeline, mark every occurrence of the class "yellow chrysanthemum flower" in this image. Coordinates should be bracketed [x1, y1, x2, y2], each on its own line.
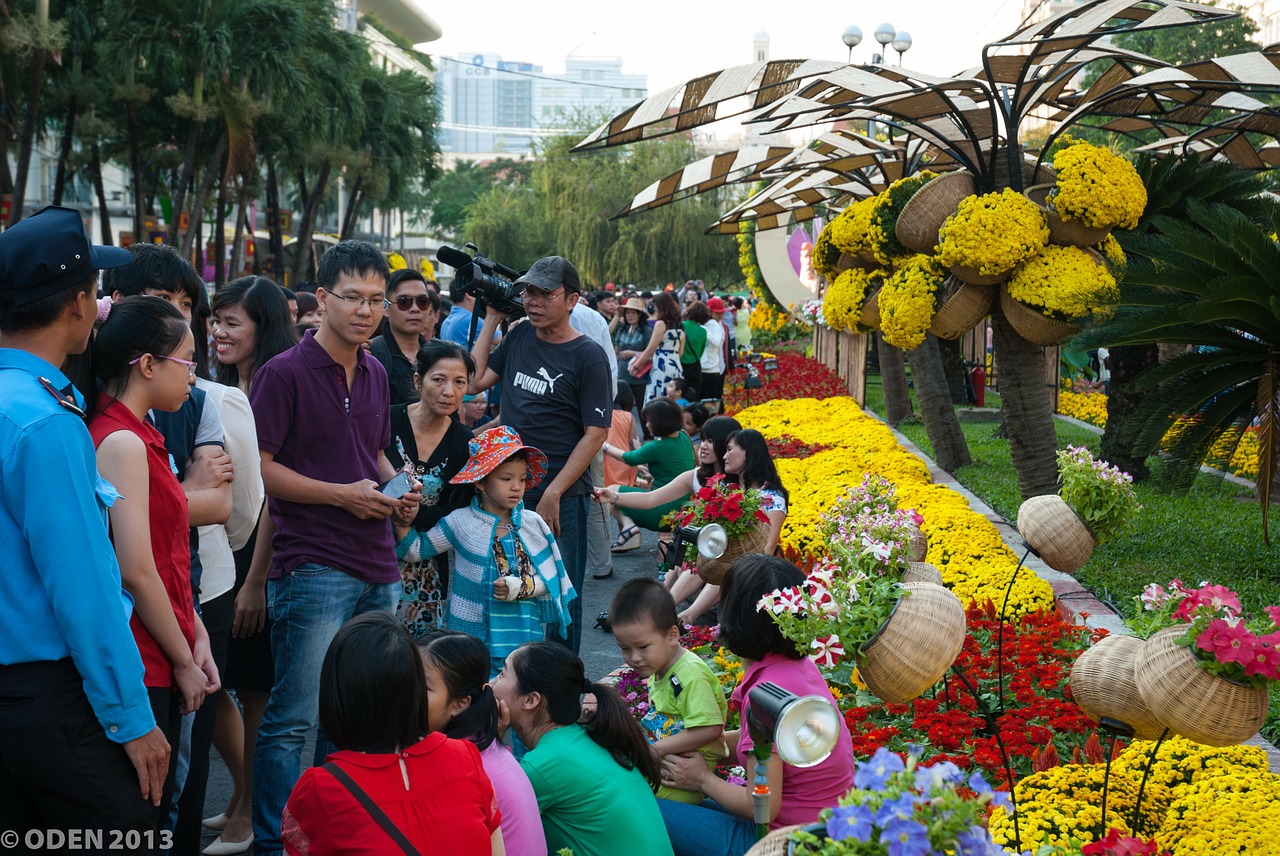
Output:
[937, 189, 1049, 277]
[1008, 244, 1119, 320]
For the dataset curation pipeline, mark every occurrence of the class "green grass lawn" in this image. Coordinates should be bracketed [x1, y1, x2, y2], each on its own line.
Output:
[861, 372, 1280, 740]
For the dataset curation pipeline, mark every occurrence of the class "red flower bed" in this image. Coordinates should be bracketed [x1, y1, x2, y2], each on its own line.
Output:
[724, 352, 848, 414]
[766, 434, 833, 459]
[843, 600, 1106, 790]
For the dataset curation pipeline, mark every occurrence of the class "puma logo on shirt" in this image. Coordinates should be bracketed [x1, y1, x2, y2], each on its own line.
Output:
[513, 367, 565, 396]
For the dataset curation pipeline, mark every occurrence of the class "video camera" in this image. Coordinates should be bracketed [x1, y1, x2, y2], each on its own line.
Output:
[436, 244, 525, 319]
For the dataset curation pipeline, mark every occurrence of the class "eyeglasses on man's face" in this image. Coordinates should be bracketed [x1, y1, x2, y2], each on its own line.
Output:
[326, 290, 390, 311]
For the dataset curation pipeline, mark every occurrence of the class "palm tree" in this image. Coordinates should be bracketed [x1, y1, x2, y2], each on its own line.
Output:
[1098, 155, 1269, 480]
[1079, 199, 1280, 542]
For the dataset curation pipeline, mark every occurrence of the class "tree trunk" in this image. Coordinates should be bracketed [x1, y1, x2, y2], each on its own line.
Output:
[53, 94, 77, 206]
[0, 43, 13, 197]
[292, 159, 332, 286]
[1100, 344, 1160, 480]
[266, 151, 285, 279]
[340, 176, 363, 241]
[907, 334, 972, 471]
[8, 49, 47, 226]
[182, 134, 226, 260]
[936, 337, 970, 404]
[214, 161, 229, 289]
[127, 103, 146, 240]
[171, 121, 201, 250]
[89, 142, 112, 244]
[230, 178, 250, 280]
[992, 306, 1059, 498]
[877, 333, 913, 425]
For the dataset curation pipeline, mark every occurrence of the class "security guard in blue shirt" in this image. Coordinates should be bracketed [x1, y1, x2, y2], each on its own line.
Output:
[0, 206, 172, 842]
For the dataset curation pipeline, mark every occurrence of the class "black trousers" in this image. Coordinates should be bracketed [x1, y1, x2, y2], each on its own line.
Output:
[174, 589, 235, 855]
[0, 659, 157, 853]
[681, 361, 703, 400]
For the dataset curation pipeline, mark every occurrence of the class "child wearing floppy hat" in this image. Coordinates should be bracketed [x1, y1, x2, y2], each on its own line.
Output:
[394, 426, 577, 677]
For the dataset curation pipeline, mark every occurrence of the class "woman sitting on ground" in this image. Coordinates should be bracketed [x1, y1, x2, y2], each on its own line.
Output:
[601, 398, 695, 553]
[592, 415, 740, 568]
[282, 613, 504, 855]
[492, 642, 674, 856]
[655, 555, 855, 856]
[667, 428, 788, 624]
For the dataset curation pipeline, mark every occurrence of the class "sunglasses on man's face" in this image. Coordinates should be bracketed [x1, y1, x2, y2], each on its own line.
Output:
[394, 294, 434, 311]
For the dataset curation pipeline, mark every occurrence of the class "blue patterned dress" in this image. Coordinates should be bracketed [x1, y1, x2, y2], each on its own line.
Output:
[644, 325, 685, 404]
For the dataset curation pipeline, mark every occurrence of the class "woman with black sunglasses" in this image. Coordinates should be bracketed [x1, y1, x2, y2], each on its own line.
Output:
[371, 269, 441, 405]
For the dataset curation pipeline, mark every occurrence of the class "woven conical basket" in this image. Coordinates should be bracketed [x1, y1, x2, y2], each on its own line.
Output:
[1069, 634, 1167, 740]
[902, 562, 943, 586]
[931, 277, 993, 340]
[946, 262, 1008, 287]
[859, 287, 882, 331]
[695, 521, 773, 586]
[1134, 626, 1269, 747]
[1025, 184, 1112, 248]
[744, 824, 805, 856]
[999, 283, 1082, 347]
[858, 581, 966, 704]
[896, 171, 975, 254]
[1016, 494, 1094, 574]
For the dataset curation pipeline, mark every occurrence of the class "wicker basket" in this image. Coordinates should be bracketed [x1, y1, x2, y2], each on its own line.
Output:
[930, 277, 993, 340]
[696, 521, 773, 586]
[999, 284, 1082, 347]
[902, 561, 943, 586]
[858, 287, 882, 331]
[858, 581, 967, 704]
[1135, 626, 1269, 747]
[836, 251, 877, 273]
[896, 171, 976, 254]
[905, 524, 928, 562]
[1069, 634, 1167, 740]
[946, 262, 1007, 287]
[745, 824, 806, 856]
[1024, 184, 1112, 248]
[1015, 494, 1094, 574]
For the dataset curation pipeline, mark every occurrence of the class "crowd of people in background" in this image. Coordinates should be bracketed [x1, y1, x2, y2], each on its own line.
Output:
[0, 206, 850, 856]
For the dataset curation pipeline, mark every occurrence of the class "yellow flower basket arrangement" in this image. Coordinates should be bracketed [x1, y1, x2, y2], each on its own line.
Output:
[822, 267, 878, 332]
[1095, 233, 1126, 269]
[830, 195, 886, 260]
[870, 171, 937, 265]
[879, 254, 945, 350]
[937, 189, 1049, 284]
[1049, 140, 1147, 230]
[1007, 245, 1118, 321]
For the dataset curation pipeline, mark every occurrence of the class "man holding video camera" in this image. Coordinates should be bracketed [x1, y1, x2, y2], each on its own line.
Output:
[468, 255, 612, 654]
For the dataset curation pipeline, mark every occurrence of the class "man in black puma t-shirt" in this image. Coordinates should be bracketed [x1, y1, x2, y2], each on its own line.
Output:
[468, 256, 612, 653]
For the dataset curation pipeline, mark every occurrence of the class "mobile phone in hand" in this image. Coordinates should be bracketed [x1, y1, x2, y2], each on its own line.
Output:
[377, 471, 415, 499]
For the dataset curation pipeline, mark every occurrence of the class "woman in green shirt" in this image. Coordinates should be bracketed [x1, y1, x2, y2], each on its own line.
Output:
[493, 641, 674, 856]
[600, 398, 695, 551]
[680, 302, 709, 400]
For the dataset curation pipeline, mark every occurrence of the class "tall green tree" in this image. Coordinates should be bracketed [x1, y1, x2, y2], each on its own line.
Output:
[1079, 199, 1280, 542]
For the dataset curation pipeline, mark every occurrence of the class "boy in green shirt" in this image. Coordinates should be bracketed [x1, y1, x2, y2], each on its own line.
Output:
[609, 578, 728, 803]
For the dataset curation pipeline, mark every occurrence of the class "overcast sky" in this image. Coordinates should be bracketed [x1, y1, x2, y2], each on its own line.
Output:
[420, 0, 1028, 93]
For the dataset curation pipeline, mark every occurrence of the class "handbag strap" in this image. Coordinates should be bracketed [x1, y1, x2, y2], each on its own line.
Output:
[323, 762, 422, 856]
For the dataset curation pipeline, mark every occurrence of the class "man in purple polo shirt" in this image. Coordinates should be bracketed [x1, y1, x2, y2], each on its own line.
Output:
[248, 241, 420, 856]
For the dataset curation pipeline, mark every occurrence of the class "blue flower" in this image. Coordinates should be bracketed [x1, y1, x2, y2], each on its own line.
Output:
[827, 804, 875, 843]
[914, 760, 963, 792]
[955, 828, 1001, 856]
[880, 818, 931, 856]
[967, 770, 993, 796]
[906, 742, 925, 760]
[874, 792, 919, 826]
[855, 747, 905, 791]
[991, 790, 1012, 811]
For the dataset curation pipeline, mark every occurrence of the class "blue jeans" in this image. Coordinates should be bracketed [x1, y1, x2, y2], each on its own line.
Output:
[658, 798, 758, 856]
[545, 493, 588, 654]
[251, 564, 397, 856]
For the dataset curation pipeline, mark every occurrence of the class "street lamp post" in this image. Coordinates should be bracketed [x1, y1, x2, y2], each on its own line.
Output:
[841, 25, 863, 64]
[873, 22, 895, 66]
[892, 31, 914, 65]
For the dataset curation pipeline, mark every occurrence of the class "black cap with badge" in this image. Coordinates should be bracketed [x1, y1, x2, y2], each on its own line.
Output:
[515, 255, 581, 294]
[0, 205, 132, 305]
